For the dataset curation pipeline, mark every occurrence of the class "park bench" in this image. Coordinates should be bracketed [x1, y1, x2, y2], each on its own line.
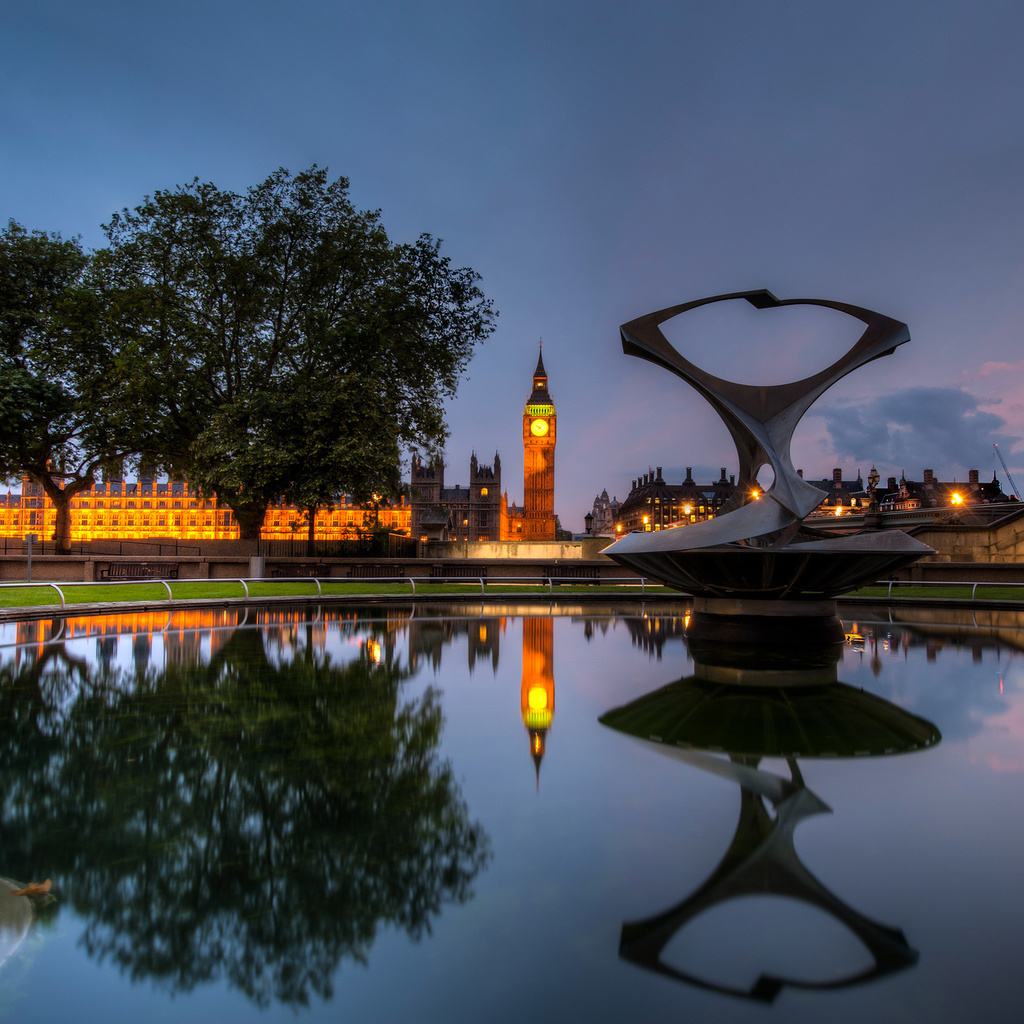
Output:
[429, 564, 489, 580]
[99, 562, 179, 580]
[270, 563, 330, 578]
[541, 565, 601, 585]
[345, 564, 406, 580]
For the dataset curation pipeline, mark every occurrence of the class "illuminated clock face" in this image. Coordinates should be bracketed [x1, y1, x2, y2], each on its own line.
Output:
[530, 418, 549, 436]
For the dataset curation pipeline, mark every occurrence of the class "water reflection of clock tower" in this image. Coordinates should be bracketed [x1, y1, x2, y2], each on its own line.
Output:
[522, 347, 556, 541]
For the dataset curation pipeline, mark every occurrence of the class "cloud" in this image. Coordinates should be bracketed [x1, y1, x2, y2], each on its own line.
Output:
[815, 386, 1020, 478]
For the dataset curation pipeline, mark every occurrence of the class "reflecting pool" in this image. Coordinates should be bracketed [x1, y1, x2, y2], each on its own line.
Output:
[2, 601, 1024, 1022]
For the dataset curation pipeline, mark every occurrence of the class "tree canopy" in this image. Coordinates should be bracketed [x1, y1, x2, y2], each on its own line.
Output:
[0, 220, 133, 552]
[97, 166, 496, 538]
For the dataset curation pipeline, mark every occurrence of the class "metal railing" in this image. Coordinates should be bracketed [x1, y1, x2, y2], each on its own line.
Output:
[874, 579, 1024, 600]
[0, 574, 655, 609]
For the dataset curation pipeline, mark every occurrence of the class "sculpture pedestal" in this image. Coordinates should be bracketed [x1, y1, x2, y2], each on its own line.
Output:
[686, 595, 845, 646]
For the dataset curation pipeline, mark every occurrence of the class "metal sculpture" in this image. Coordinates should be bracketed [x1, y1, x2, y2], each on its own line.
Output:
[604, 290, 932, 629]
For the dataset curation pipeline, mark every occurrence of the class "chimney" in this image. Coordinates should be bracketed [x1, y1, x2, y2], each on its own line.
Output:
[924, 469, 934, 484]
[969, 469, 979, 487]
[833, 468, 843, 485]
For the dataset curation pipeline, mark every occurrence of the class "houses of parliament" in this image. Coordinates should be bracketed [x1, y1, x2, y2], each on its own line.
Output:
[0, 350, 558, 546]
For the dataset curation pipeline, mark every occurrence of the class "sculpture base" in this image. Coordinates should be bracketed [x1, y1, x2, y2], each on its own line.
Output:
[685, 596, 845, 646]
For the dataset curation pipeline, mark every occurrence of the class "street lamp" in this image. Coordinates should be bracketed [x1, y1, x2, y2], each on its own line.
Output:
[584, 511, 594, 534]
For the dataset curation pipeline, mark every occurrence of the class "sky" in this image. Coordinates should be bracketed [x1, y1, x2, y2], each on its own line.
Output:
[5, 0, 1024, 529]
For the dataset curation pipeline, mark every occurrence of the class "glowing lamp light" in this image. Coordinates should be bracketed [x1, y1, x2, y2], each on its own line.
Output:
[527, 686, 548, 711]
[952, 493, 963, 505]
[751, 489, 760, 500]
[834, 505, 843, 516]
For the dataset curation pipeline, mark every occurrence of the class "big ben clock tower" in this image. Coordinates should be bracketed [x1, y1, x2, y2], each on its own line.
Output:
[523, 345, 556, 541]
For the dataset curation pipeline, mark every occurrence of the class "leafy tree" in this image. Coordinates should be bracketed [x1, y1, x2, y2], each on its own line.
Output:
[99, 167, 496, 539]
[0, 221, 132, 552]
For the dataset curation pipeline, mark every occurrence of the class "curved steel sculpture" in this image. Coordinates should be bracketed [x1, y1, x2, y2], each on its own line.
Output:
[604, 290, 932, 622]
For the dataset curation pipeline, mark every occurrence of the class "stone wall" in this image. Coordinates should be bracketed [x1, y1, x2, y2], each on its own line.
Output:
[914, 516, 1024, 563]
[420, 538, 612, 560]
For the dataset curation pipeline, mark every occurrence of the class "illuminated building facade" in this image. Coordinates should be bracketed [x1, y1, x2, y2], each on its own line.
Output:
[506, 347, 557, 541]
[0, 475, 411, 543]
[614, 467, 735, 536]
[409, 349, 559, 542]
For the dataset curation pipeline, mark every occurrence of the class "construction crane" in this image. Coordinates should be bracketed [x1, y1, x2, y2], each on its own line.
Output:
[993, 443, 1021, 500]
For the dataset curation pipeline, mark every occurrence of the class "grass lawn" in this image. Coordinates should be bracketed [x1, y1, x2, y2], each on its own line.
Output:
[0, 579, 672, 609]
[847, 584, 1024, 601]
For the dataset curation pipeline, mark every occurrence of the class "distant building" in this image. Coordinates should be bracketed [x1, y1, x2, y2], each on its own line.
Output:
[409, 453, 503, 542]
[0, 475, 411, 543]
[588, 489, 620, 535]
[407, 348, 559, 543]
[507, 347, 557, 541]
[877, 468, 1010, 511]
[802, 468, 867, 509]
[614, 467, 736, 535]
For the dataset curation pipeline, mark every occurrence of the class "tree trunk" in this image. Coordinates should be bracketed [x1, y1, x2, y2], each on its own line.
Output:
[305, 506, 317, 558]
[35, 473, 93, 555]
[228, 501, 268, 541]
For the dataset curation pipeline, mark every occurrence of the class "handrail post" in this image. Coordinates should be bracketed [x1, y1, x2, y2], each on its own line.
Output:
[160, 579, 172, 601]
[240, 578, 250, 598]
[478, 576, 485, 595]
[315, 577, 322, 598]
[888, 580, 895, 599]
[49, 583, 66, 609]
[642, 577, 646, 595]
[409, 577, 416, 595]
[972, 582, 979, 600]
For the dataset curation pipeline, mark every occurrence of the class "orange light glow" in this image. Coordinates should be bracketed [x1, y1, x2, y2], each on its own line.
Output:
[0, 477, 412, 544]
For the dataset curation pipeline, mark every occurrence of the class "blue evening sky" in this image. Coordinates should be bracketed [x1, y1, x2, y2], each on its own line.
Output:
[5, 1, 1024, 527]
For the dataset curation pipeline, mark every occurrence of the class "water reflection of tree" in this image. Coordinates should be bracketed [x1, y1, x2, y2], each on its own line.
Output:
[0, 626, 489, 1008]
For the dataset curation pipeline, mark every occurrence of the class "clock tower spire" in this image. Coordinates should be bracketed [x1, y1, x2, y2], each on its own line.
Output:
[522, 342, 556, 541]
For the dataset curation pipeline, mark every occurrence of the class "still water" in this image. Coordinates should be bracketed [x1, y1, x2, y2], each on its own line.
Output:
[1, 601, 1023, 1022]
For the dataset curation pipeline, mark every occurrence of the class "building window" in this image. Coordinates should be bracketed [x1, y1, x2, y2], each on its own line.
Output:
[481, 487, 488, 497]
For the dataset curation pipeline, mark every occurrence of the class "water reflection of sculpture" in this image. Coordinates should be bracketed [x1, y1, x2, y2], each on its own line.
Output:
[0, 621, 490, 1008]
[600, 645, 941, 1002]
